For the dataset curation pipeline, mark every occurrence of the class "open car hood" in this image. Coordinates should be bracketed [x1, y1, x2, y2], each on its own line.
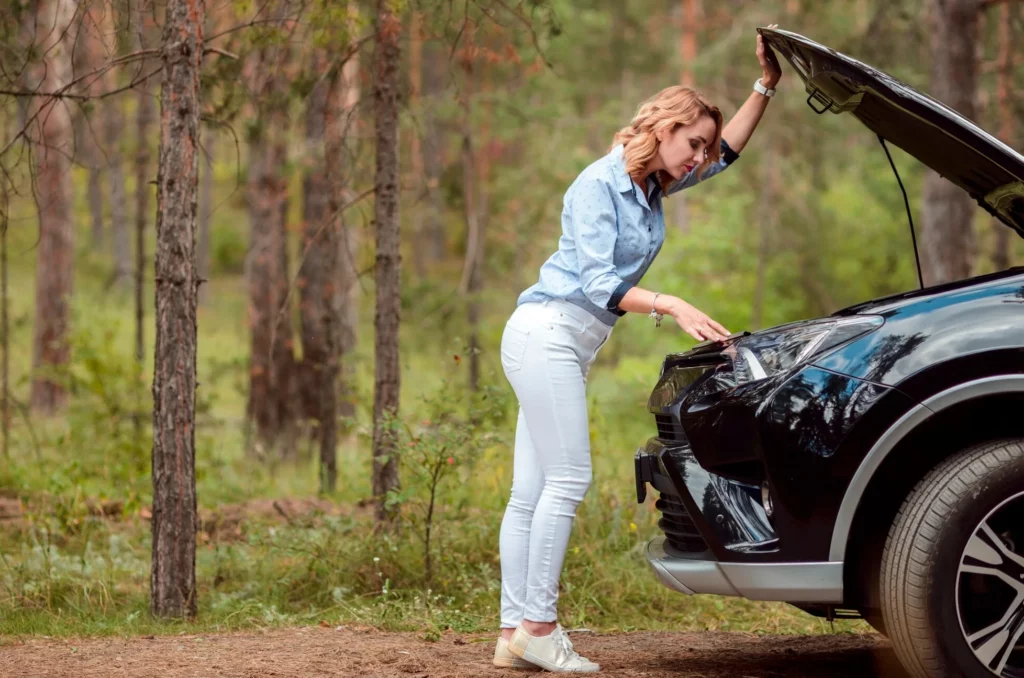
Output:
[759, 28, 1024, 237]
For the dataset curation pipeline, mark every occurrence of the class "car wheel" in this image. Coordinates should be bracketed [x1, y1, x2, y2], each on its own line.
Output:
[880, 439, 1024, 678]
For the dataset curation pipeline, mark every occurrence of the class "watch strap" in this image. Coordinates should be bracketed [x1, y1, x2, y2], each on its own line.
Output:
[754, 78, 776, 98]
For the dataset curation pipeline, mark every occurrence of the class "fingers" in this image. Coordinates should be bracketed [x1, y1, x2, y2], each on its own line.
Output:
[704, 329, 728, 343]
[685, 328, 704, 342]
[675, 316, 709, 343]
[685, 328, 726, 343]
[708, 318, 730, 336]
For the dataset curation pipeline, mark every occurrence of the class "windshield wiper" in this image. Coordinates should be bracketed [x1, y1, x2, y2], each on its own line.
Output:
[878, 134, 924, 290]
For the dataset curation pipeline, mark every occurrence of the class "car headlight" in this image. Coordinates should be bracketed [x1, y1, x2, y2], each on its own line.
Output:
[725, 315, 883, 386]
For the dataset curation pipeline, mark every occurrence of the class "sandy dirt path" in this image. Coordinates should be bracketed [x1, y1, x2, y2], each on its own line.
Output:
[0, 626, 905, 677]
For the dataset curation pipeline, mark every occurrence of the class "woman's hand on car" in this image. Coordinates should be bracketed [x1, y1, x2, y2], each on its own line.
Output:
[662, 296, 730, 343]
[757, 24, 783, 89]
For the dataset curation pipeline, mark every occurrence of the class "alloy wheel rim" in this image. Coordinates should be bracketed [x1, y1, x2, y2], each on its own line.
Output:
[956, 490, 1024, 677]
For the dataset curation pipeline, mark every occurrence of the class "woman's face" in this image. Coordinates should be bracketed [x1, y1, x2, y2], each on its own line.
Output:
[656, 115, 718, 180]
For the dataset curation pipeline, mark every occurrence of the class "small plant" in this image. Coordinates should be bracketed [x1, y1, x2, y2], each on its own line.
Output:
[388, 371, 511, 587]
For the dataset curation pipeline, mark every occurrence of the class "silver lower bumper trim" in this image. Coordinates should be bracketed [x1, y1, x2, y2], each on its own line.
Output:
[645, 537, 844, 603]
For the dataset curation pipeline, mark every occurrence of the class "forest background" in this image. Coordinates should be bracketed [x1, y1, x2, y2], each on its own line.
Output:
[1, 0, 1019, 638]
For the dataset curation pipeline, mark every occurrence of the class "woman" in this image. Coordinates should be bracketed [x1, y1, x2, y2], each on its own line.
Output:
[492, 29, 783, 673]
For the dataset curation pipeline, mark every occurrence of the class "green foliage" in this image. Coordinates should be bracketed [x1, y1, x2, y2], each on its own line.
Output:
[210, 222, 247, 274]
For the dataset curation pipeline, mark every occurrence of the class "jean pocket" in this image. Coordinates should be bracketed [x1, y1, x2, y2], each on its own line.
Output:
[549, 310, 587, 334]
[501, 324, 530, 374]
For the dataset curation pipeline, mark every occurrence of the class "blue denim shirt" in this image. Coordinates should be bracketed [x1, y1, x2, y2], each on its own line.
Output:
[517, 139, 739, 326]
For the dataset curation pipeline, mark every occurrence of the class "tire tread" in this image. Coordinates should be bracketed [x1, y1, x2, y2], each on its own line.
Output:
[880, 439, 1024, 678]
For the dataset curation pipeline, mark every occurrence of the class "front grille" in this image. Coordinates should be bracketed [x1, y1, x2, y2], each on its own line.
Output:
[655, 492, 708, 553]
[654, 414, 686, 443]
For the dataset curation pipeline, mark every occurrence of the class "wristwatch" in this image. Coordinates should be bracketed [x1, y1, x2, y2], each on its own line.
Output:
[753, 78, 776, 98]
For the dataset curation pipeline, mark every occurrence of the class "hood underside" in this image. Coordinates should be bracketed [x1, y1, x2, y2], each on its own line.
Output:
[759, 28, 1024, 238]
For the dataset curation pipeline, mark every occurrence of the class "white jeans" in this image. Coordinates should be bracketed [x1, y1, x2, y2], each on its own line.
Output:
[498, 299, 613, 627]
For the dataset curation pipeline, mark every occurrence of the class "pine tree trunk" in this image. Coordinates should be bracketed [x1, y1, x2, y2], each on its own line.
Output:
[245, 16, 298, 457]
[273, 171, 299, 457]
[246, 134, 285, 452]
[81, 0, 130, 285]
[77, 1, 106, 250]
[197, 136, 214, 303]
[1, 172, 8, 460]
[409, 11, 428, 279]
[679, 0, 699, 87]
[921, 0, 981, 285]
[336, 15, 361, 428]
[753, 143, 774, 330]
[457, 54, 487, 392]
[372, 0, 402, 526]
[103, 0, 130, 288]
[301, 49, 339, 493]
[109, 98, 130, 287]
[672, 0, 700, 234]
[132, 0, 155, 440]
[29, 0, 77, 414]
[87, 159, 105, 249]
[420, 38, 446, 266]
[993, 0, 1013, 271]
[150, 0, 203, 620]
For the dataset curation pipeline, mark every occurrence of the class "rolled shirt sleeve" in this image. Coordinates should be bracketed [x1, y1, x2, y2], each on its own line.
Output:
[571, 178, 633, 311]
[666, 137, 740, 196]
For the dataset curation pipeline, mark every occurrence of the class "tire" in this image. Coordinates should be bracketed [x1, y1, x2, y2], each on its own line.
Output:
[880, 439, 1024, 678]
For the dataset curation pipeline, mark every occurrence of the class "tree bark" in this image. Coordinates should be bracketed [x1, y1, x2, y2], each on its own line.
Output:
[245, 14, 298, 457]
[409, 11, 427, 279]
[300, 48, 339, 494]
[420, 36, 446, 266]
[246, 130, 291, 453]
[150, 0, 203, 620]
[109, 95, 131, 288]
[273, 169, 298, 456]
[921, 0, 982, 285]
[372, 0, 402, 526]
[993, 0, 1013, 271]
[1, 170, 8, 459]
[679, 0, 699, 88]
[131, 0, 155, 440]
[336, 3, 362, 430]
[29, 0, 78, 414]
[673, 0, 701, 234]
[457, 48, 487, 392]
[76, 0, 129, 282]
[753, 144, 774, 330]
[76, 4, 106, 251]
[197, 135, 214, 303]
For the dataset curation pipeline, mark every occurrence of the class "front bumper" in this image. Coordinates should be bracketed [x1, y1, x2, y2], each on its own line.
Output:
[645, 536, 843, 603]
[636, 439, 844, 603]
[634, 438, 776, 556]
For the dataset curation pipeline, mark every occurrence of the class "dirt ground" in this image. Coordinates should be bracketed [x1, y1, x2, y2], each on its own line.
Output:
[0, 626, 905, 677]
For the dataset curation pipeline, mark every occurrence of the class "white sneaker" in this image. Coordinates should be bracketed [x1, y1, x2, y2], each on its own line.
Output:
[507, 624, 600, 673]
[493, 636, 541, 670]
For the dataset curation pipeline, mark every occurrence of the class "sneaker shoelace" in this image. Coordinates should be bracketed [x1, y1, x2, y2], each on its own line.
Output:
[554, 626, 582, 663]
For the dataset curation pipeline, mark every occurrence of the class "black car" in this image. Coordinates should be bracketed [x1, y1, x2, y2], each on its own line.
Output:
[634, 29, 1024, 678]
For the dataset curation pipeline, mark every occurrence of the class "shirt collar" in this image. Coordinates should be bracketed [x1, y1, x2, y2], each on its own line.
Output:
[611, 144, 659, 210]
[610, 144, 634, 194]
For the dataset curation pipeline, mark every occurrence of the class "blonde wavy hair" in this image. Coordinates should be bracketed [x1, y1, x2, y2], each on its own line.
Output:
[612, 86, 724, 192]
